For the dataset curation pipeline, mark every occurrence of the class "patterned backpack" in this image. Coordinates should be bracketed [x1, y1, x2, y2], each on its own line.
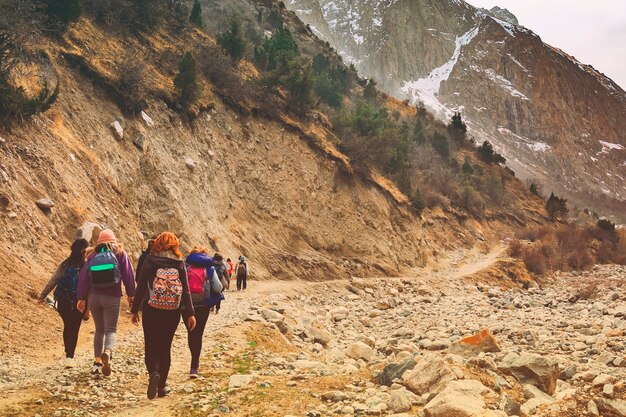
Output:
[148, 268, 183, 310]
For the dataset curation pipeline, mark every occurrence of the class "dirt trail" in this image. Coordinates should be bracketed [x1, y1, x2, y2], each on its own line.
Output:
[0, 245, 506, 416]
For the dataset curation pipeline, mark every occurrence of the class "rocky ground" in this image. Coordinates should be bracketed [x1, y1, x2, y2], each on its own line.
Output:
[1, 249, 625, 417]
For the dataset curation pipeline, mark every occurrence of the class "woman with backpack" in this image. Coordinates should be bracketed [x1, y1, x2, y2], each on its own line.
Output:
[38, 238, 90, 368]
[131, 232, 196, 399]
[185, 247, 222, 378]
[212, 253, 228, 313]
[236, 255, 248, 291]
[76, 229, 136, 377]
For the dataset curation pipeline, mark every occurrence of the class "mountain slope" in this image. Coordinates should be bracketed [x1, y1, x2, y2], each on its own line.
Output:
[286, 0, 626, 222]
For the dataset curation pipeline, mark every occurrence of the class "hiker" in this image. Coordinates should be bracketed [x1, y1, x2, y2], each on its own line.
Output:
[38, 238, 90, 368]
[226, 258, 234, 288]
[135, 237, 155, 281]
[212, 253, 228, 313]
[236, 255, 248, 291]
[185, 247, 223, 378]
[76, 229, 136, 377]
[131, 232, 196, 399]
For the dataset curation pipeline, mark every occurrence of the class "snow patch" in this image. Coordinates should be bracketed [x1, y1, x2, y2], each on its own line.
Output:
[599, 140, 625, 152]
[483, 69, 529, 100]
[400, 26, 480, 116]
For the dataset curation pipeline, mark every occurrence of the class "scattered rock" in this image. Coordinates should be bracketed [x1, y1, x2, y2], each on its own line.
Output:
[380, 357, 417, 386]
[402, 354, 457, 395]
[498, 352, 560, 395]
[133, 133, 148, 150]
[185, 158, 196, 169]
[346, 342, 374, 362]
[595, 398, 626, 417]
[110, 120, 124, 140]
[140, 111, 155, 127]
[448, 329, 500, 357]
[35, 198, 55, 210]
[228, 374, 255, 388]
[423, 380, 490, 417]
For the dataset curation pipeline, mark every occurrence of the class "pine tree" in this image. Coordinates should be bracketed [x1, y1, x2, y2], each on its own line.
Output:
[281, 57, 314, 111]
[174, 52, 198, 107]
[462, 156, 474, 175]
[412, 188, 426, 214]
[217, 15, 248, 61]
[477, 141, 506, 165]
[363, 79, 377, 101]
[413, 120, 425, 143]
[431, 132, 449, 158]
[189, 0, 203, 27]
[448, 111, 467, 141]
[545, 192, 568, 220]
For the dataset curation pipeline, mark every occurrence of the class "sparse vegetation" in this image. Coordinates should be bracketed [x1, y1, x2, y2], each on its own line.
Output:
[545, 192, 568, 220]
[510, 223, 626, 275]
[174, 51, 199, 108]
[477, 140, 506, 165]
[217, 14, 247, 62]
[188, 0, 203, 27]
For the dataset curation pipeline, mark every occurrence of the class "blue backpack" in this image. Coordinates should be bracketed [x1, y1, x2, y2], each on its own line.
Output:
[89, 247, 121, 288]
[54, 266, 80, 301]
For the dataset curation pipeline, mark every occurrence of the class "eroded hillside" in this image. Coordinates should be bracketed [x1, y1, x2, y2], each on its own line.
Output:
[0, 1, 546, 357]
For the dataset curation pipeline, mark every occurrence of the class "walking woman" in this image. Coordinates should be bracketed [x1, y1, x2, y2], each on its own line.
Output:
[185, 247, 222, 378]
[77, 229, 136, 376]
[131, 232, 196, 399]
[38, 238, 90, 368]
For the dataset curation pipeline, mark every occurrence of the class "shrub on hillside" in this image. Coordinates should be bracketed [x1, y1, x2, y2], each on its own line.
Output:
[477, 140, 506, 165]
[131, 0, 166, 30]
[508, 239, 523, 258]
[217, 14, 247, 62]
[43, 0, 82, 31]
[116, 56, 149, 114]
[412, 188, 426, 214]
[522, 246, 547, 275]
[546, 192, 568, 220]
[174, 51, 199, 108]
[188, 0, 202, 27]
[255, 28, 298, 71]
[431, 132, 449, 158]
[363, 79, 377, 101]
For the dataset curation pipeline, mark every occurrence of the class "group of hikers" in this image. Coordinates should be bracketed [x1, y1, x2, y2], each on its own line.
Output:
[38, 229, 250, 399]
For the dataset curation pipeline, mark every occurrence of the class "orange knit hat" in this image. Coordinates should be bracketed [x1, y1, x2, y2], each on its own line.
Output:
[97, 229, 117, 245]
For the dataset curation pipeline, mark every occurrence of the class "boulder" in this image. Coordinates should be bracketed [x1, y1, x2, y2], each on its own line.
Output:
[110, 120, 124, 140]
[423, 380, 490, 417]
[305, 325, 332, 347]
[388, 389, 412, 413]
[346, 342, 374, 362]
[228, 374, 255, 388]
[74, 222, 102, 244]
[35, 198, 55, 209]
[140, 111, 155, 127]
[402, 355, 457, 395]
[185, 157, 196, 169]
[448, 329, 500, 357]
[498, 352, 560, 395]
[330, 306, 350, 321]
[379, 357, 417, 386]
[499, 395, 521, 416]
[321, 391, 348, 402]
[594, 398, 626, 417]
[133, 133, 148, 150]
[260, 308, 284, 323]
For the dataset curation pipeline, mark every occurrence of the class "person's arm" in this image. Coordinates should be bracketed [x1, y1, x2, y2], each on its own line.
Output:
[119, 252, 136, 298]
[245, 263, 249, 278]
[179, 266, 195, 319]
[135, 252, 147, 282]
[131, 262, 151, 315]
[39, 264, 63, 301]
[208, 268, 223, 293]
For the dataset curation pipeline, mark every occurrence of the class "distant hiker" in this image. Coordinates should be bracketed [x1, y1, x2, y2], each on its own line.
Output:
[226, 258, 234, 286]
[212, 253, 228, 313]
[38, 238, 90, 368]
[185, 247, 223, 379]
[77, 229, 136, 377]
[236, 255, 248, 291]
[131, 232, 196, 399]
[135, 237, 155, 282]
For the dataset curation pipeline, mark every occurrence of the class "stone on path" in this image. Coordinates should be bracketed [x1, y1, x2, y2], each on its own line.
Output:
[402, 354, 457, 396]
[35, 198, 54, 209]
[228, 374, 255, 388]
[423, 380, 490, 417]
[346, 342, 374, 362]
[595, 398, 626, 417]
[448, 329, 500, 357]
[140, 111, 155, 127]
[379, 357, 417, 386]
[110, 120, 123, 140]
[498, 352, 560, 395]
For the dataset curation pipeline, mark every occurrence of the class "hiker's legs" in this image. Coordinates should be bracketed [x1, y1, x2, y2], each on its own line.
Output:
[57, 299, 83, 358]
[88, 294, 105, 358]
[142, 306, 179, 386]
[242, 275, 247, 290]
[236, 275, 242, 290]
[142, 306, 160, 375]
[157, 311, 180, 389]
[101, 295, 120, 353]
[187, 306, 210, 369]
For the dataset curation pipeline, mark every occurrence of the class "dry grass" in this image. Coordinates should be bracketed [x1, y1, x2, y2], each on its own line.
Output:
[510, 224, 626, 276]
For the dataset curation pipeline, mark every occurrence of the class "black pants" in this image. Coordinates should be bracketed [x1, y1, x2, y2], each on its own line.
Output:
[142, 305, 181, 389]
[187, 306, 210, 369]
[57, 299, 84, 358]
[237, 274, 247, 290]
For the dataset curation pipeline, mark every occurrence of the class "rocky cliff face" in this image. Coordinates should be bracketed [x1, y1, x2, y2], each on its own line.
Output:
[286, 0, 626, 222]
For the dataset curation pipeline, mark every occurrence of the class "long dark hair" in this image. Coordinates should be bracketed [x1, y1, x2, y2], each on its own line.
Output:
[61, 238, 89, 269]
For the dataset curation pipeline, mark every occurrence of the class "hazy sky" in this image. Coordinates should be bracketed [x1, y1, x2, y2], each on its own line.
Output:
[468, 0, 626, 88]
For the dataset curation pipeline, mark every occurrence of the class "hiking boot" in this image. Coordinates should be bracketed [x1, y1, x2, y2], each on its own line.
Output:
[92, 362, 102, 375]
[189, 368, 199, 379]
[64, 357, 75, 369]
[157, 385, 171, 398]
[101, 350, 112, 377]
[147, 372, 160, 400]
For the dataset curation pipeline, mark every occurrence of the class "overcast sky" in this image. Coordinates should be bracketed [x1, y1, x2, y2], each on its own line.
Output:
[468, 0, 626, 88]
